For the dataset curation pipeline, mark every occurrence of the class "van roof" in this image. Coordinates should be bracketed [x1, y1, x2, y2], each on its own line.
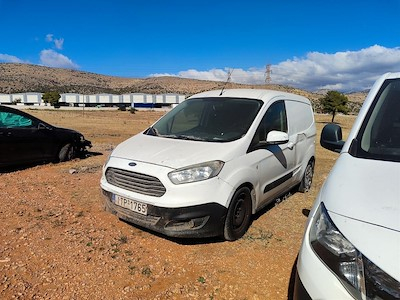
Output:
[381, 72, 400, 79]
[188, 89, 311, 104]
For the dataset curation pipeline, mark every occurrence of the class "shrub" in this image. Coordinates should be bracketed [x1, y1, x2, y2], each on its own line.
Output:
[42, 91, 61, 107]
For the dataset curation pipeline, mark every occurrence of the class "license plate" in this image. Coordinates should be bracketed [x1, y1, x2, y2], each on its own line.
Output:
[113, 194, 147, 215]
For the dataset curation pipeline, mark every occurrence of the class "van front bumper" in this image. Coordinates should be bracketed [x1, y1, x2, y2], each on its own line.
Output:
[102, 189, 227, 238]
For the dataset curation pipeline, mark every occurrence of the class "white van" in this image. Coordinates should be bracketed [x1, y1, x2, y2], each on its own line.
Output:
[294, 73, 400, 299]
[101, 89, 316, 240]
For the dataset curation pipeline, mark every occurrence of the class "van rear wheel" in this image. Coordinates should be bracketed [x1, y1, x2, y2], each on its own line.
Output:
[298, 160, 314, 193]
[223, 187, 252, 241]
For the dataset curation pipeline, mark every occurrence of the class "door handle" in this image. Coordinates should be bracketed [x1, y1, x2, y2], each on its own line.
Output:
[288, 141, 295, 150]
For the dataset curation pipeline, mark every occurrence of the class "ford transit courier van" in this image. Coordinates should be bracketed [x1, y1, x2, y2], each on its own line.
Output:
[294, 73, 400, 299]
[101, 89, 316, 240]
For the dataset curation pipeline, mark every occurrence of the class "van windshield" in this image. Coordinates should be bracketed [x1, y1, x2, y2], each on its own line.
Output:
[144, 97, 263, 142]
[354, 78, 400, 162]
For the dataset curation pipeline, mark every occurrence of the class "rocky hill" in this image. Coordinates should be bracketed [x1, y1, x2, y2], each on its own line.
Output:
[0, 63, 367, 108]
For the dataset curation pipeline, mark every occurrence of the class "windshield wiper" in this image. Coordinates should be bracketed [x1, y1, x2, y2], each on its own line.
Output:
[159, 134, 206, 141]
[177, 135, 206, 141]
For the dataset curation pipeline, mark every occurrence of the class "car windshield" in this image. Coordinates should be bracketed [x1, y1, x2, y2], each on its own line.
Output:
[354, 78, 400, 162]
[144, 97, 263, 142]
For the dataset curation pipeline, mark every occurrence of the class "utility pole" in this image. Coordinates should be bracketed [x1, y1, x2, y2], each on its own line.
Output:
[265, 64, 271, 84]
[226, 68, 233, 84]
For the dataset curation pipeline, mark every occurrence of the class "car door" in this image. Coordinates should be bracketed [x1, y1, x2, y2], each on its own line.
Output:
[0, 108, 56, 167]
[247, 100, 296, 208]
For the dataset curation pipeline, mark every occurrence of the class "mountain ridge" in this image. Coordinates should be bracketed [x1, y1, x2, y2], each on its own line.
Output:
[0, 63, 367, 105]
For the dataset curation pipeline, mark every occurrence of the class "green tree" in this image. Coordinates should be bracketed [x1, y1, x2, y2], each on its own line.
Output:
[319, 90, 349, 122]
[42, 91, 61, 107]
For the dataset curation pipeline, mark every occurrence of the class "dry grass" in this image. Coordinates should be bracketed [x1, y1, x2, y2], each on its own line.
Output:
[26, 109, 165, 145]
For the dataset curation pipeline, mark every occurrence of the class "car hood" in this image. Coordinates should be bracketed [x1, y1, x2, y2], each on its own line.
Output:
[110, 132, 243, 169]
[55, 126, 79, 135]
[54, 127, 92, 147]
[323, 153, 400, 232]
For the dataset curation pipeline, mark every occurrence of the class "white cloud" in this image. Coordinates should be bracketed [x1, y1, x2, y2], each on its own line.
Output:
[46, 34, 54, 42]
[54, 38, 64, 50]
[45, 34, 64, 50]
[0, 54, 28, 63]
[272, 45, 400, 92]
[152, 45, 400, 92]
[39, 49, 79, 69]
[151, 68, 266, 86]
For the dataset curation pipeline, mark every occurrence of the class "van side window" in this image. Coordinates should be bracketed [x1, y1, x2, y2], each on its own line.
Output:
[264, 100, 288, 134]
[249, 100, 287, 150]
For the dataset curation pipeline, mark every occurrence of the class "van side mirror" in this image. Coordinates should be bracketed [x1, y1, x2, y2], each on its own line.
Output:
[320, 123, 345, 152]
[266, 130, 289, 145]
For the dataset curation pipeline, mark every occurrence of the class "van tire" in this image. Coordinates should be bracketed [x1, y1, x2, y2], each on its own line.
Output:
[59, 143, 75, 162]
[298, 160, 314, 193]
[224, 187, 252, 241]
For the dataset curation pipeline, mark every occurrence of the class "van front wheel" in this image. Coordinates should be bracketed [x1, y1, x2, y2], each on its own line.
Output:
[223, 187, 252, 241]
[59, 143, 75, 162]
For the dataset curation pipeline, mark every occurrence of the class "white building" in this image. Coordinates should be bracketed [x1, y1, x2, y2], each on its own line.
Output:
[0, 92, 186, 107]
[0, 92, 43, 105]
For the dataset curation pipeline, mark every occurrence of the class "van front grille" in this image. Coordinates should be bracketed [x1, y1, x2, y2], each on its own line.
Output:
[105, 167, 166, 197]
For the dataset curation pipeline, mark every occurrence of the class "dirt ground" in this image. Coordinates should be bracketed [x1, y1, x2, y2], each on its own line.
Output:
[0, 109, 356, 300]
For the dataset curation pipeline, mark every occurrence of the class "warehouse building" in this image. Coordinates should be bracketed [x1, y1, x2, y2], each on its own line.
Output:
[0, 92, 186, 108]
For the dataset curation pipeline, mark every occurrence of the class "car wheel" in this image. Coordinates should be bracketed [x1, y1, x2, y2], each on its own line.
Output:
[298, 159, 314, 193]
[223, 186, 252, 241]
[59, 143, 75, 162]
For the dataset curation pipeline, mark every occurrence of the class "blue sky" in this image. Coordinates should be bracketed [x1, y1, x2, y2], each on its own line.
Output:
[1, 0, 400, 92]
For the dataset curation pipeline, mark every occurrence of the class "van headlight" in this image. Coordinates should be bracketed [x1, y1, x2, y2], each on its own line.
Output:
[168, 161, 224, 184]
[310, 203, 400, 300]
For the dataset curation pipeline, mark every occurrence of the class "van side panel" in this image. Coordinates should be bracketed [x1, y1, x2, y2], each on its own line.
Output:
[285, 100, 316, 181]
[285, 100, 315, 136]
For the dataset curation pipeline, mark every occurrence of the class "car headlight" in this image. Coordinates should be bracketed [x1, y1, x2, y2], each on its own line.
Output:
[168, 160, 224, 184]
[310, 203, 400, 300]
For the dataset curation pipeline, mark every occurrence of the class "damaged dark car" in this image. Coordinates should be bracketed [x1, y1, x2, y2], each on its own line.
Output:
[0, 105, 92, 169]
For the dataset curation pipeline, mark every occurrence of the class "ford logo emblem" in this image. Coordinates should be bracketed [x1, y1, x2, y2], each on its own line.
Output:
[128, 162, 137, 167]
